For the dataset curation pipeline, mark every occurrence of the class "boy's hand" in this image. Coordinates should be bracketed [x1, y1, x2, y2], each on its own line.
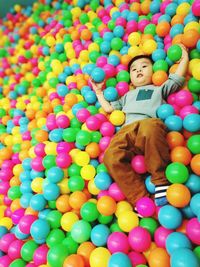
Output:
[90, 78, 105, 95]
[177, 44, 189, 62]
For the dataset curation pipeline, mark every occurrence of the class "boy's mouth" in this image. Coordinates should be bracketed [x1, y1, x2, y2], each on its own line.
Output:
[137, 73, 143, 78]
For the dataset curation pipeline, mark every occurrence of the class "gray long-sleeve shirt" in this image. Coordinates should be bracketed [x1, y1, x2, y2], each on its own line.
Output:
[110, 73, 185, 126]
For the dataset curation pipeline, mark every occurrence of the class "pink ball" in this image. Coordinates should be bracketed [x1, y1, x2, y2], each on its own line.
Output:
[152, 13, 162, 24]
[154, 226, 173, 248]
[128, 251, 147, 267]
[116, 64, 127, 72]
[18, 215, 37, 234]
[126, 21, 138, 34]
[56, 115, 70, 128]
[46, 114, 57, 130]
[76, 108, 91, 123]
[128, 226, 151, 252]
[11, 208, 25, 225]
[97, 190, 110, 199]
[175, 90, 193, 108]
[160, 0, 171, 13]
[179, 105, 199, 119]
[100, 122, 115, 137]
[164, 34, 172, 45]
[186, 218, 200, 245]
[31, 157, 44, 172]
[0, 255, 12, 267]
[167, 93, 176, 104]
[26, 264, 37, 267]
[99, 136, 111, 151]
[86, 116, 101, 131]
[136, 197, 156, 217]
[33, 244, 48, 265]
[0, 233, 16, 253]
[95, 113, 107, 123]
[0, 181, 10, 194]
[107, 232, 130, 253]
[103, 64, 117, 78]
[138, 19, 149, 32]
[34, 143, 46, 157]
[56, 153, 72, 169]
[108, 182, 125, 201]
[96, 56, 107, 67]
[8, 240, 24, 259]
[172, 104, 181, 115]
[0, 169, 13, 181]
[192, 0, 200, 16]
[116, 17, 127, 27]
[131, 155, 147, 174]
[116, 82, 129, 97]
[56, 142, 73, 154]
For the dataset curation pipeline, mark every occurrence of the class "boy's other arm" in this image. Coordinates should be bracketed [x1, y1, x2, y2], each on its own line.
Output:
[174, 44, 189, 78]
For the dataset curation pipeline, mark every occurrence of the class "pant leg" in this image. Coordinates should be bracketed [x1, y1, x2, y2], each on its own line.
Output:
[132, 118, 170, 186]
[103, 122, 149, 207]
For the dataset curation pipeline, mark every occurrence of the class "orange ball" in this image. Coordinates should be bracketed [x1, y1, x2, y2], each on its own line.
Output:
[85, 143, 101, 158]
[56, 195, 71, 213]
[35, 129, 49, 142]
[77, 242, 96, 267]
[166, 184, 191, 208]
[152, 70, 168, 86]
[141, 0, 151, 15]
[63, 254, 85, 267]
[121, 54, 132, 66]
[97, 196, 117, 216]
[166, 131, 185, 149]
[176, 219, 188, 234]
[156, 21, 171, 37]
[148, 248, 170, 267]
[65, 94, 78, 107]
[172, 34, 183, 45]
[190, 154, 200, 175]
[130, 2, 142, 15]
[68, 191, 88, 210]
[171, 14, 184, 26]
[170, 146, 192, 165]
[182, 29, 200, 48]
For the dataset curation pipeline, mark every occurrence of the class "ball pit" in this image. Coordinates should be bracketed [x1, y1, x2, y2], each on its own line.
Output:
[0, 0, 200, 266]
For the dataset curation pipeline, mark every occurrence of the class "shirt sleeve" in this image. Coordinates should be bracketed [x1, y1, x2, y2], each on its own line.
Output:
[161, 73, 185, 99]
[110, 98, 123, 110]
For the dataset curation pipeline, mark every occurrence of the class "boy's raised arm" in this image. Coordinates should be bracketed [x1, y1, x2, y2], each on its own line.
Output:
[174, 44, 189, 78]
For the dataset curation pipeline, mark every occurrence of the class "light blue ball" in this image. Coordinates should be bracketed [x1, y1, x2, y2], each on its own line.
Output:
[30, 194, 47, 211]
[57, 84, 69, 97]
[150, 0, 161, 14]
[193, 101, 200, 111]
[185, 174, 200, 194]
[166, 232, 192, 255]
[169, 24, 184, 38]
[43, 183, 60, 201]
[158, 205, 183, 229]
[20, 180, 32, 194]
[171, 248, 199, 267]
[108, 55, 120, 66]
[14, 225, 30, 240]
[0, 226, 8, 238]
[158, 14, 171, 23]
[165, 115, 183, 131]
[91, 67, 106, 83]
[49, 129, 63, 142]
[103, 32, 114, 42]
[152, 49, 166, 61]
[145, 175, 155, 194]
[20, 193, 33, 208]
[108, 252, 132, 267]
[181, 205, 195, 219]
[94, 172, 113, 190]
[165, 3, 178, 17]
[90, 224, 110, 246]
[183, 114, 200, 132]
[100, 41, 111, 54]
[190, 193, 200, 216]
[47, 166, 64, 183]
[30, 219, 50, 241]
[157, 104, 174, 120]
[84, 91, 97, 104]
[104, 87, 118, 101]
[113, 26, 125, 38]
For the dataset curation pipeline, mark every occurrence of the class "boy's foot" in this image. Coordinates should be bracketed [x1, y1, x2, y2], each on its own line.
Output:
[154, 184, 169, 206]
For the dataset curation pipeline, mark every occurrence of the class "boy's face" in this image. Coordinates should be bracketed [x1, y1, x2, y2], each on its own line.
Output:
[129, 57, 153, 87]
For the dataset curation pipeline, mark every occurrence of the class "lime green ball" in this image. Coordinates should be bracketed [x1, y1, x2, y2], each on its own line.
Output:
[144, 23, 156, 36]
[47, 244, 69, 267]
[167, 45, 182, 62]
[68, 163, 81, 176]
[8, 186, 22, 200]
[80, 202, 100, 222]
[139, 217, 159, 237]
[188, 78, 200, 93]
[91, 131, 102, 143]
[187, 135, 200, 154]
[111, 37, 123, 51]
[76, 130, 91, 146]
[63, 128, 77, 142]
[166, 162, 189, 183]
[46, 229, 65, 248]
[42, 155, 56, 169]
[153, 60, 169, 72]
[21, 240, 38, 262]
[110, 222, 123, 232]
[106, 78, 117, 87]
[89, 51, 101, 63]
[9, 259, 26, 267]
[98, 214, 113, 224]
[46, 210, 62, 229]
[68, 176, 85, 192]
[62, 235, 79, 254]
[116, 70, 130, 83]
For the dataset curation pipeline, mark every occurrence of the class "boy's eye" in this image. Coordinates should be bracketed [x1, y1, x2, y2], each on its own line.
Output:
[142, 65, 147, 68]
[132, 68, 136, 71]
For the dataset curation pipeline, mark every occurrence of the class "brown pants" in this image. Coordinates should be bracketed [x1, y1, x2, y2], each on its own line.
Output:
[103, 118, 170, 206]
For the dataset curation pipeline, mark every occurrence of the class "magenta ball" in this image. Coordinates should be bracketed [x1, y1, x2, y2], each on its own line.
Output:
[136, 197, 156, 217]
[46, 114, 57, 130]
[86, 116, 101, 131]
[26, 264, 37, 267]
[34, 143, 46, 157]
[56, 115, 70, 128]
[175, 90, 193, 108]
[11, 208, 25, 225]
[0, 169, 13, 181]
[0, 233, 16, 253]
[76, 108, 91, 123]
[99, 136, 111, 151]
[192, 0, 200, 16]
[138, 19, 149, 32]
[116, 82, 129, 97]
[96, 56, 107, 67]
[56, 152, 72, 169]
[56, 142, 73, 154]
[103, 64, 117, 78]
[128, 226, 151, 252]
[154, 226, 173, 248]
[107, 232, 130, 254]
[179, 105, 199, 119]
[128, 251, 147, 267]
[100, 122, 115, 137]
[31, 157, 44, 172]
[0, 255, 12, 267]
[8, 240, 24, 260]
[108, 182, 125, 201]
[186, 218, 200, 245]
[0, 181, 10, 194]
[131, 155, 147, 174]
[33, 244, 48, 265]
[126, 21, 138, 34]
[18, 215, 37, 234]
[167, 93, 176, 105]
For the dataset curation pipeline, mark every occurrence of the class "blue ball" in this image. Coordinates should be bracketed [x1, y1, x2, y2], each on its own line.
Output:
[158, 14, 171, 23]
[57, 84, 69, 97]
[30, 194, 47, 211]
[20, 180, 32, 194]
[157, 104, 174, 120]
[43, 183, 60, 201]
[152, 49, 166, 61]
[30, 219, 50, 241]
[185, 174, 200, 194]
[190, 193, 200, 216]
[183, 114, 200, 132]
[103, 32, 114, 42]
[165, 3, 178, 17]
[165, 115, 183, 131]
[145, 175, 155, 194]
[49, 129, 63, 142]
[108, 55, 120, 66]
[158, 205, 183, 229]
[166, 232, 192, 255]
[193, 101, 200, 111]
[83, 91, 97, 104]
[94, 172, 113, 190]
[171, 248, 199, 267]
[113, 26, 125, 38]
[0, 226, 8, 238]
[47, 166, 64, 183]
[181, 205, 195, 219]
[150, 0, 161, 14]
[169, 24, 184, 38]
[14, 225, 30, 240]
[100, 41, 111, 54]
[90, 224, 110, 246]
[104, 87, 118, 101]
[108, 252, 132, 267]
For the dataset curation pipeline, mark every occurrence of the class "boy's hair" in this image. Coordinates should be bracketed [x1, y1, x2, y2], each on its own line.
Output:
[128, 55, 153, 72]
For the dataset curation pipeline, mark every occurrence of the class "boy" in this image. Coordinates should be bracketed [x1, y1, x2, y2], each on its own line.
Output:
[90, 44, 189, 207]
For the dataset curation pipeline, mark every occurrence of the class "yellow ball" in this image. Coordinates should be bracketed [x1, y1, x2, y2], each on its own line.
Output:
[176, 2, 191, 16]
[74, 151, 90, 166]
[90, 247, 111, 267]
[13, 164, 23, 177]
[61, 212, 79, 232]
[44, 142, 57, 155]
[80, 165, 96, 180]
[29, 146, 36, 158]
[88, 179, 100, 195]
[88, 43, 100, 52]
[115, 200, 133, 217]
[188, 59, 200, 75]
[142, 40, 157, 55]
[118, 210, 139, 232]
[128, 32, 141, 46]
[79, 50, 89, 61]
[31, 178, 43, 193]
[66, 48, 76, 59]
[128, 45, 143, 58]
[58, 178, 70, 194]
[109, 110, 125, 126]
[192, 62, 200, 81]
[46, 36, 56, 47]
[0, 217, 13, 230]
[184, 21, 200, 33]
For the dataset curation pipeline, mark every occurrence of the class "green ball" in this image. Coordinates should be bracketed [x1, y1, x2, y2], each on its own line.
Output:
[80, 202, 100, 222]
[80, 13, 89, 24]
[48, 77, 59, 88]
[188, 78, 200, 93]
[43, 155, 56, 169]
[87, 105, 98, 115]
[70, 117, 82, 128]
[63, 128, 77, 142]
[190, 49, 200, 59]
[106, 78, 117, 87]
[116, 70, 130, 83]
[68, 163, 81, 177]
[187, 135, 200, 154]
[48, 200, 56, 209]
[166, 162, 189, 183]
[97, 163, 108, 173]
[111, 37, 123, 51]
[47, 244, 69, 267]
[153, 60, 169, 72]
[167, 45, 182, 62]
[89, 50, 101, 63]
[91, 131, 102, 143]
[194, 246, 200, 261]
[21, 240, 38, 261]
[144, 23, 156, 36]
[110, 222, 123, 232]
[46, 229, 65, 248]
[76, 130, 91, 146]
[68, 176, 85, 192]
[62, 235, 79, 254]
[9, 259, 26, 267]
[71, 220, 92, 243]
[108, 20, 115, 30]
[98, 214, 113, 224]
[0, 108, 6, 118]
[8, 186, 22, 200]
[139, 218, 159, 237]
[46, 210, 62, 229]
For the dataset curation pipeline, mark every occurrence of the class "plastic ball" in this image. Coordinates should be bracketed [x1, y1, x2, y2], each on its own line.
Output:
[185, 174, 200, 194]
[170, 146, 192, 165]
[47, 244, 69, 267]
[107, 231, 130, 254]
[167, 45, 182, 62]
[157, 104, 174, 120]
[91, 67, 105, 82]
[128, 226, 151, 252]
[158, 205, 183, 229]
[8, 239, 24, 260]
[33, 244, 48, 266]
[166, 162, 189, 183]
[117, 210, 139, 232]
[108, 252, 132, 267]
[186, 218, 200, 245]
[136, 197, 156, 217]
[97, 196, 117, 216]
[94, 172, 112, 190]
[131, 155, 147, 174]
[80, 201, 99, 222]
[90, 224, 110, 246]
[71, 220, 92, 243]
[108, 182, 125, 202]
[63, 254, 85, 267]
[109, 110, 125, 126]
[30, 219, 50, 242]
[165, 115, 183, 132]
[166, 184, 191, 208]
[166, 232, 192, 255]
[148, 247, 170, 267]
[89, 247, 111, 267]
[154, 226, 173, 248]
[187, 135, 200, 154]
[183, 114, 200, 132]
[190, 154, 200, 175]
[171, 248, 199, 267]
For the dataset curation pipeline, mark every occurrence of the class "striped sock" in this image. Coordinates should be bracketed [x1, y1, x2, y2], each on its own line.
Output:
[154, 184, 169, 206]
